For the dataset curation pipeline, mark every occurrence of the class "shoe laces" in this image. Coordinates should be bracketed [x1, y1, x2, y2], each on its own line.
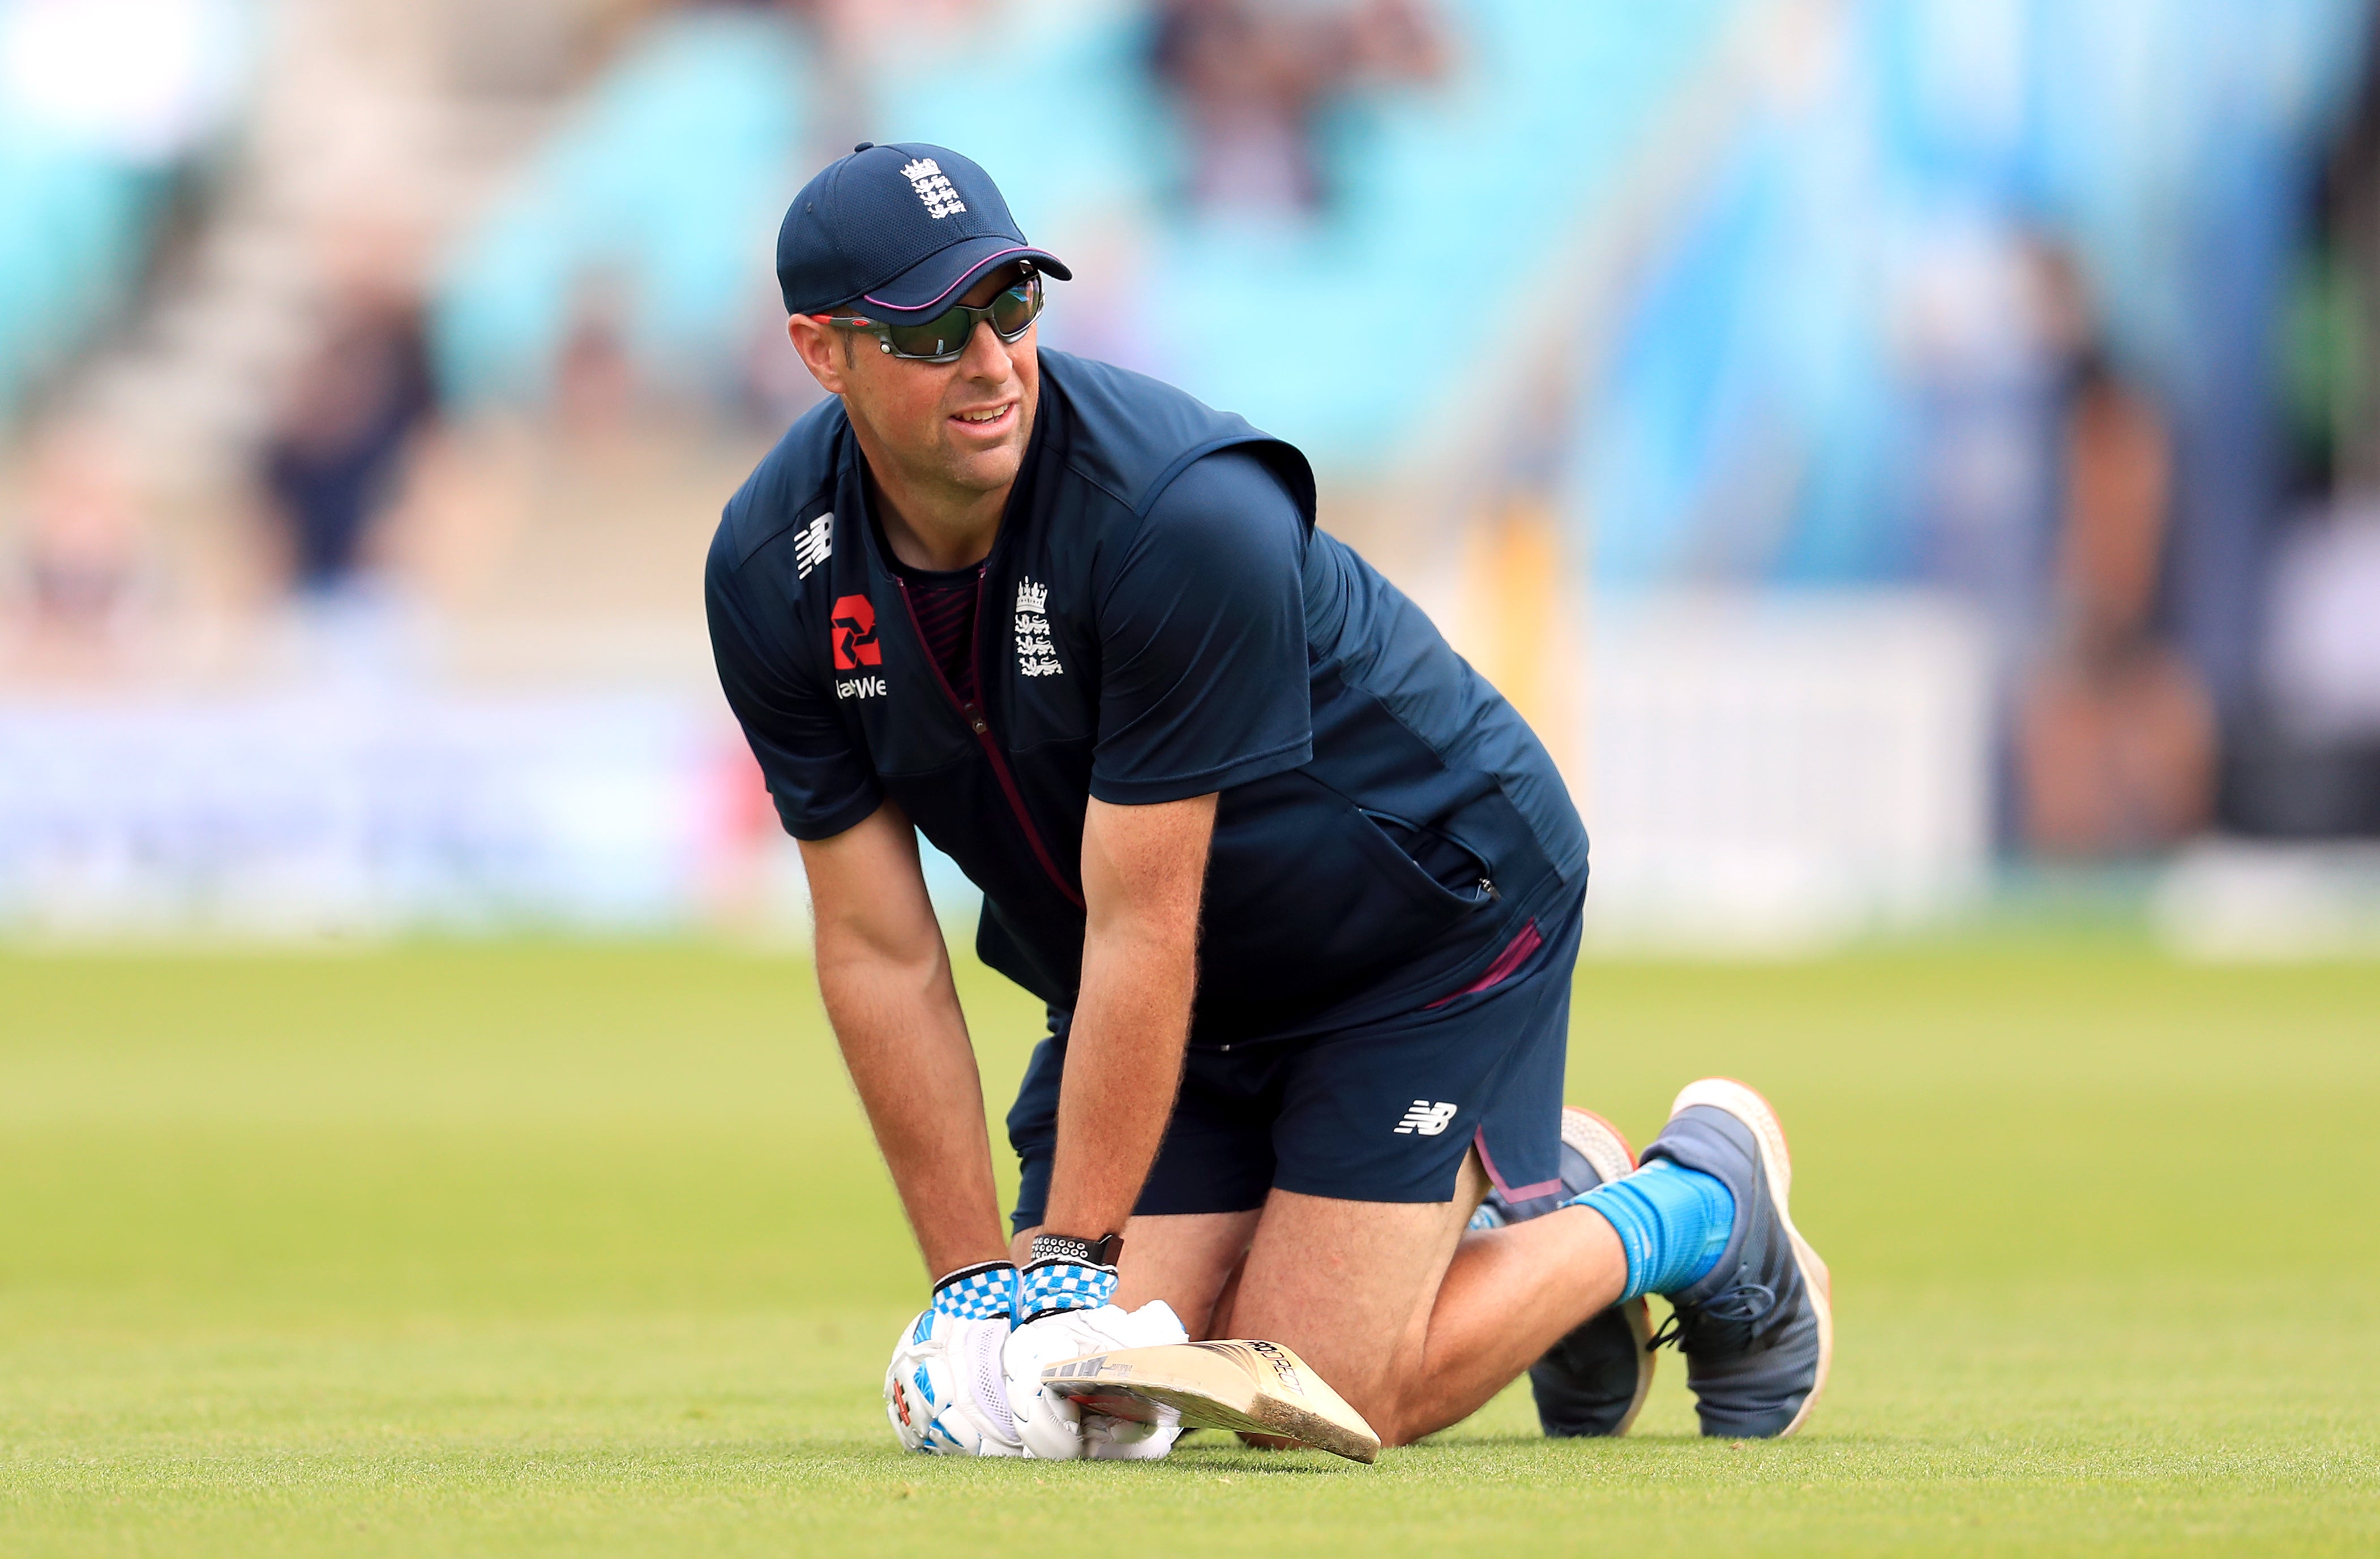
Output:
[1647, 1279, 1778, 1355]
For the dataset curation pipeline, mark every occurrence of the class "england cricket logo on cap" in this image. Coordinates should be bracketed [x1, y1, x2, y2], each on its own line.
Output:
[900, 157, 966, 220]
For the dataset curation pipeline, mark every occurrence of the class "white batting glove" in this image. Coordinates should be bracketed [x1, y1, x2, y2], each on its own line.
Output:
[884, 1262, 1024, 1457]
[1002, 1299, 1189, 1461]
[1080, 1394, 1184, 1461]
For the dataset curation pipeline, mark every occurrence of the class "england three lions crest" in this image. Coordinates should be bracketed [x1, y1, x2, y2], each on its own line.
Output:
[900, 158, 967, 220]
[1015, 577, 1063, 678]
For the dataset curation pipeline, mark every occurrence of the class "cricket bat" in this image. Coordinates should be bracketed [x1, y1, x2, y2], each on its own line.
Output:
[1040, 1339, 1382, 1463]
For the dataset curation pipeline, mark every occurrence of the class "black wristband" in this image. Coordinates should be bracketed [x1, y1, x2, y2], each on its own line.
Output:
[1029, 1231, 1123, 1269]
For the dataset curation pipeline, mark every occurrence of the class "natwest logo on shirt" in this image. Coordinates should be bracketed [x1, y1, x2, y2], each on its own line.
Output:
[831, 594, 881, 671]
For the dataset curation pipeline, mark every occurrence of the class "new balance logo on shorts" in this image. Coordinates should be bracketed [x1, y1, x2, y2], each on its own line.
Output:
[1394, 1100, 1458, 1136]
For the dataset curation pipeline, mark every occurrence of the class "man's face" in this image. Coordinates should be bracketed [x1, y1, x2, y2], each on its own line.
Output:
[791, 265, 1040, 503]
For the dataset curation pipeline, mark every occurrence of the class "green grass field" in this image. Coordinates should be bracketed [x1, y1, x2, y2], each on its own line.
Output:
[3, 938, 2375, 1556]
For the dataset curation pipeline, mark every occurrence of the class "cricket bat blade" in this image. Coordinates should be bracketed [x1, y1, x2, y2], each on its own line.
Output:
[1040, 1339, 1381, 1463]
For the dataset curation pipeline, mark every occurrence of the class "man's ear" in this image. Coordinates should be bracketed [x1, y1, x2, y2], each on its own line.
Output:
[787, 314, 849, 396]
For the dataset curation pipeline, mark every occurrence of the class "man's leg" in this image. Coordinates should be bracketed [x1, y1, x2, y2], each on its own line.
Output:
[1222, 1153, 1629, 1447]
[1023, 1158, 1624, 1448]
[1212, 1080, 1829, 1446]
[1175, 903, 1616, 1444]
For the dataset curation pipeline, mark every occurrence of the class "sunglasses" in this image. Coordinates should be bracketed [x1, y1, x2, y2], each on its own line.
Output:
[818, 268, 1043, 363]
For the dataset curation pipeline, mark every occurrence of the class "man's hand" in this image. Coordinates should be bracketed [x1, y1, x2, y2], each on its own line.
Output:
[886, 1307, 1022, 1457]
[1002, 1300, 1191, 1460]
[884, 1261, 1023, 1456]
[1041, 793, 1218, 1238]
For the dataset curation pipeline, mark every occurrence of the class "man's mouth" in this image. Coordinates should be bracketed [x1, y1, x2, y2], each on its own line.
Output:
[951, 402, 1013, 430]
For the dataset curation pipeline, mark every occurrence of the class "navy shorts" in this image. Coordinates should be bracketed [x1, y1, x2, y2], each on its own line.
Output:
[1008, 892, 1583, 1231]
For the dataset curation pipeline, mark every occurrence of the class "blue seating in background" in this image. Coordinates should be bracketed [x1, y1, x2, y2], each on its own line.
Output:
[421, 0, 2370, 600]
[0, 123, 165, 419]
[431, 7, 811, 411]
[429, 0, 1738, 454]
[874, 0, 1742, 465]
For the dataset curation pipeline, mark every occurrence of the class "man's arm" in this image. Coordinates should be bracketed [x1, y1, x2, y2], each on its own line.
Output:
[800, 798, 1007, 1280]
[1031, 450, 1311, 1252]
[1038, 791, 1218, 1240]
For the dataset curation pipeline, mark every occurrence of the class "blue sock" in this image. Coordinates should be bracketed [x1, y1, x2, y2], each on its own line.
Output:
[1570, 1160, 1735, 1303]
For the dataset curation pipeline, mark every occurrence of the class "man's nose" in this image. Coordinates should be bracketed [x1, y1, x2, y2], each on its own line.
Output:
[956, 315, 1016, 379]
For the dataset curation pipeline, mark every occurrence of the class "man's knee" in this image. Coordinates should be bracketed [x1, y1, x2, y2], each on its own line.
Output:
[1225, 1184, 1479, 1438]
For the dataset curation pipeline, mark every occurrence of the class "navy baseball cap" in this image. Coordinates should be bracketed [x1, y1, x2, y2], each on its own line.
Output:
[776, 142, 1070, 319]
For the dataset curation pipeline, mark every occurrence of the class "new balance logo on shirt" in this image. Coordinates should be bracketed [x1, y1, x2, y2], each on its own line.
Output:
[1394, 1100, 1458, 1136]
[793, 513, 832, 579]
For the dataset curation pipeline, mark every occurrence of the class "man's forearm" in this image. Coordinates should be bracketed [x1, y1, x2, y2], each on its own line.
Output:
[816, 929, 1009, 1280]
[1039, 793, 1216, 1239]
[1040, 920, 1197, 1235]
[800, 803, 1009, 1282]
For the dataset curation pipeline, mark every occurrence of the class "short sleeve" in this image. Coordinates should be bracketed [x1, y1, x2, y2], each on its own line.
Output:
[705, 522, 883, 840]
[1089, 450, 1313, 804]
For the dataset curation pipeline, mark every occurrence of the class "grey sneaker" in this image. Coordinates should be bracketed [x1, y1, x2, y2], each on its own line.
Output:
[1641, 1078, 1833, 1438]
[1474, 1105, 1656, 1437]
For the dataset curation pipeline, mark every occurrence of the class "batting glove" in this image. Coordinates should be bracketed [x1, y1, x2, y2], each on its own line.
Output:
[1016, 1254, 1119, 1324]
[1002, 1298, 1190, 1460]
[884, 1261, 1024, 1457]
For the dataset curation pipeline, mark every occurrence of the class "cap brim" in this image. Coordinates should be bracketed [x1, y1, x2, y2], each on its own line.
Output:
[849, 235, 1071, 320]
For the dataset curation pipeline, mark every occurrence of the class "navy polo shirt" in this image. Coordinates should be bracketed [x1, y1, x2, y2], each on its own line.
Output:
[707, 350, 1587, 1044]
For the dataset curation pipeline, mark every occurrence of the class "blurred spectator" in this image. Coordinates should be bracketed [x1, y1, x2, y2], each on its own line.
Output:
[260, 282, 435, 596]
[793, 0, 989, 148]
[2015, 351, 2217, 857]
[6, 417, 153, 680]
[2266, 509, 2380, 736]
[739, 283, 828, 429]
[2223, 507, 2380, 836]
[1898, 235, 2073, 688]
[440, 0, 636, 100]
[1150, 0, 1445, 217]
[2215, 23, 2380, 840]
[551, 271, 640, 442]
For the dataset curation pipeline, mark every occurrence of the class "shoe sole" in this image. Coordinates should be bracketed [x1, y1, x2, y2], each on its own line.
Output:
[1667, 1077, 1833, 1438]
[1558, 1104, 1655, 1436]
[1560, 1104, 1638, 1184]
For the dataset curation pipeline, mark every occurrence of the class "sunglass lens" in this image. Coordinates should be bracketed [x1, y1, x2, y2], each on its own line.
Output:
[877, 273, 1040, 358]
[991, 275, 1043, 339]
[884, 307, 969, 359]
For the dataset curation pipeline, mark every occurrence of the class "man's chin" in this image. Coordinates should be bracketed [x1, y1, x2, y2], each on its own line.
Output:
[938, 444, 1025, 495]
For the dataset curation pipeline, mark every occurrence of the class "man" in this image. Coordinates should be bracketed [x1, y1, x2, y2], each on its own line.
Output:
[705, 143, 1831, 1457]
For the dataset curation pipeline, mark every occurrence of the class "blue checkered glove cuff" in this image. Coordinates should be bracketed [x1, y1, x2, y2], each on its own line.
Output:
[1017, 1259, 1118, 1324]
[930, 1261, 1019, 1322]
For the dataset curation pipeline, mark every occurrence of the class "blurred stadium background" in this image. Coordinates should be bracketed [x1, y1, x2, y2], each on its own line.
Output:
[4, 0, 2380, 957]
